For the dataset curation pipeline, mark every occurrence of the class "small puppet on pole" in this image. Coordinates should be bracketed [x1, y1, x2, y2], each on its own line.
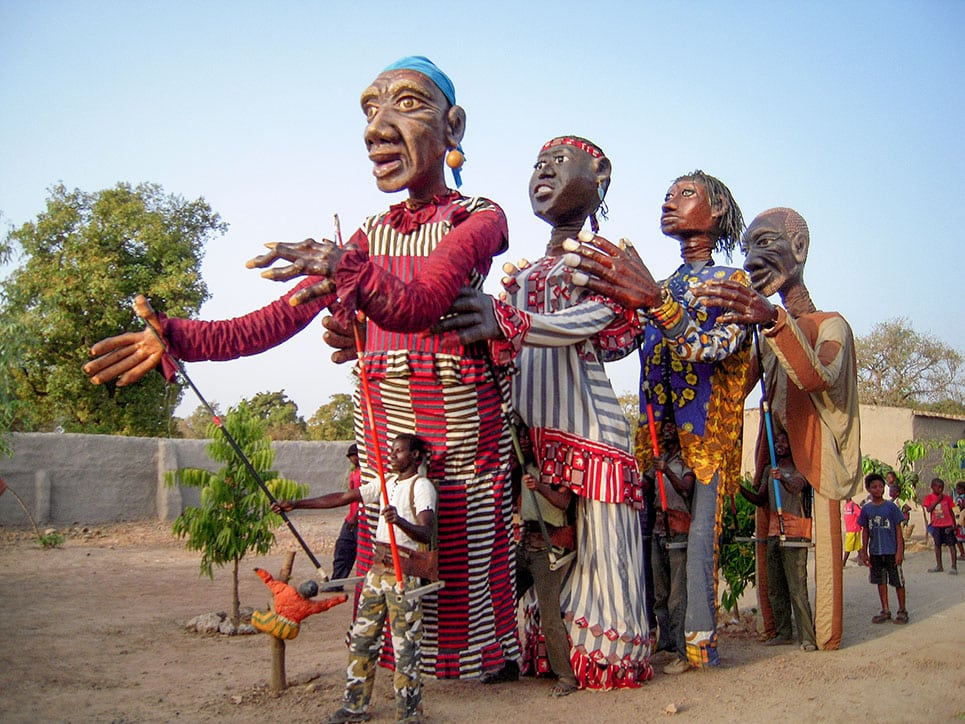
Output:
[252, 567, 347, 640]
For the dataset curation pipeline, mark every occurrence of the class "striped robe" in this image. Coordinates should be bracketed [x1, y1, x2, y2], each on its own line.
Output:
[338, 193, 518, 678]
[164, 192, 518, 679]
[493, 254, 652, 690]
[751, 307, 861, 651]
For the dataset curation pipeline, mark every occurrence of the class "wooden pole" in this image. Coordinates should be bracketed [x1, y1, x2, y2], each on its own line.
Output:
[269, 551, 297, 691]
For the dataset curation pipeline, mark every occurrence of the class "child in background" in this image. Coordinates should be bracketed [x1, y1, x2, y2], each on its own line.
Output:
[886, 471, 901, 503]
[516, 465, 577, 696]
[842, 496, 862, 566]
[954, 481, 965, 559]
[923, 478, 958, 575]
[857, 473, 907, 624]
[900, 503, 915, 542]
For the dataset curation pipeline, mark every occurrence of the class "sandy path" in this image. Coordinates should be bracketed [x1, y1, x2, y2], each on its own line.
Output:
[1, 514, 962, 723]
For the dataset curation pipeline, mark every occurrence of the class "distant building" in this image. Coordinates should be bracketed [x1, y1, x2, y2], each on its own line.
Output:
[741, 404, 965, 482]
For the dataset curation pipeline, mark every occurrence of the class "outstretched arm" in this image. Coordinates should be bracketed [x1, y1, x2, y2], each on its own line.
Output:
[565, 233, 749, 363]
[272, 489, 361, 513]
[694, 278, 778, 326]
[561, 232, 662, 311]
[85, 279, 332, 386]
[334, 208, 508, 333]
[246, 236, 343, 306]
[83, 295, 167, 387]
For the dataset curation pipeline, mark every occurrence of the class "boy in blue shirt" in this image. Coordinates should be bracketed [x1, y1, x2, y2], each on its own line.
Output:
[857, 473, 908, 625]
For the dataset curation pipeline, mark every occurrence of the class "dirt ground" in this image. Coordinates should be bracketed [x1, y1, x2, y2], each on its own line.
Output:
[1, 512, 963, 723]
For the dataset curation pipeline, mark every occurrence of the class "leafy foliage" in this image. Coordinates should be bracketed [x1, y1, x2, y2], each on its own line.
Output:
[166, 406, 307, 623]
[856, 317, 964, 413]
[0, 182, 225, 435]
[175, 402, 223, 439]
[0, 315, 25, 457]
[616, 392, 640, 444]
[863, 437, 965, 506]
[38, 531, 65, 548]
[718, 486, 757, 615]
[237, 390, 307, 441]
[898, 438, 965, 500]
[860, 455, 912, 501]
[306, 393, 355, 441]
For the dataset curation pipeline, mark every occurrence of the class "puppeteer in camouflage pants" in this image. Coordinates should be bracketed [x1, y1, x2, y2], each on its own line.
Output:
[341, 569, 424, 722]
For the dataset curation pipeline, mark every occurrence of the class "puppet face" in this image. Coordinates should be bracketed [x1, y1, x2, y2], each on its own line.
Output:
[742, 211, 804, 297]
[660, 179, 719, 244]
[361, 69, 455, 198]
[529, 144, 603, 228]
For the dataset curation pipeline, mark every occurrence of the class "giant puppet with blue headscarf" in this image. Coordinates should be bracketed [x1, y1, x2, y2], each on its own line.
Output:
[84, 57, 520, 690]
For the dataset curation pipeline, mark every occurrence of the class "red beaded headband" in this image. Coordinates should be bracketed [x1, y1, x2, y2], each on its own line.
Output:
[541, 137, 603, 159]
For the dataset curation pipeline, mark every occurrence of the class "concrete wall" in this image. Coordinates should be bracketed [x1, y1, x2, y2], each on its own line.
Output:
[4, 404, 962, 528]
[0, 433, 354, 527]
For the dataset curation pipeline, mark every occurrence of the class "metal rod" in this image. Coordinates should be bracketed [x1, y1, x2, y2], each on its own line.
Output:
[352, 312, 406, 590]
[136, 299, 326, 571]
[483, 356, 570, 570]
[642, 381, 673, 546]
[754, 326, 786, 542]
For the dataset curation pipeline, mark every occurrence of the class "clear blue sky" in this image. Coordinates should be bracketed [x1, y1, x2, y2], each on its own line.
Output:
[1, 1, 962, 418]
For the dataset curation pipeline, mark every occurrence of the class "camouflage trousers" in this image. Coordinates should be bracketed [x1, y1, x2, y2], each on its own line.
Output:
[342, 569, 423, 722]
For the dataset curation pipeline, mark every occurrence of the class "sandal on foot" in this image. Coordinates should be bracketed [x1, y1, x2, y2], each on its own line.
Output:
[800, 642, 817, 651]
[550, 681, 578, 697]
[872, 611, 891, 624]
[663, 657, 693, 675]
[949, 568, 958, 575]
[894, 610, 909, 624]
[927, 566, 944, 573]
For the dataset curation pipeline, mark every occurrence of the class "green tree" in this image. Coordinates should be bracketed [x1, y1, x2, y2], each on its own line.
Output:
[238, 390, 307, 440]
[856, 317, 964, 413]
[0, 315, 25, 458]
[617, 391, 640, 446]
[175, 402, 223, 439]
[897, 438, 965, 499]
[306, 393, 355, 441]
[166, 406, 308, 626]
[1, 215, 24, 455]
[0, 182, 226, 435]
[718, 484, 757, 615]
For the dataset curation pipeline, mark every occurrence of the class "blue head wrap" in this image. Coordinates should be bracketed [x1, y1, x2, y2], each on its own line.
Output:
[381, 55, 464, 188]
[383, 55, 456, 105]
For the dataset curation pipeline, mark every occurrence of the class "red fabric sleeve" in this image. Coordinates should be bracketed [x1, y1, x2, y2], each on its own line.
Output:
[157, 277, 334, 381]
[334, 208, 508, 333]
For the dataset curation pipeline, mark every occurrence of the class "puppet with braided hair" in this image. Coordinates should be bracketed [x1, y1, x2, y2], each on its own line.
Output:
[562, 170, 753, 669]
